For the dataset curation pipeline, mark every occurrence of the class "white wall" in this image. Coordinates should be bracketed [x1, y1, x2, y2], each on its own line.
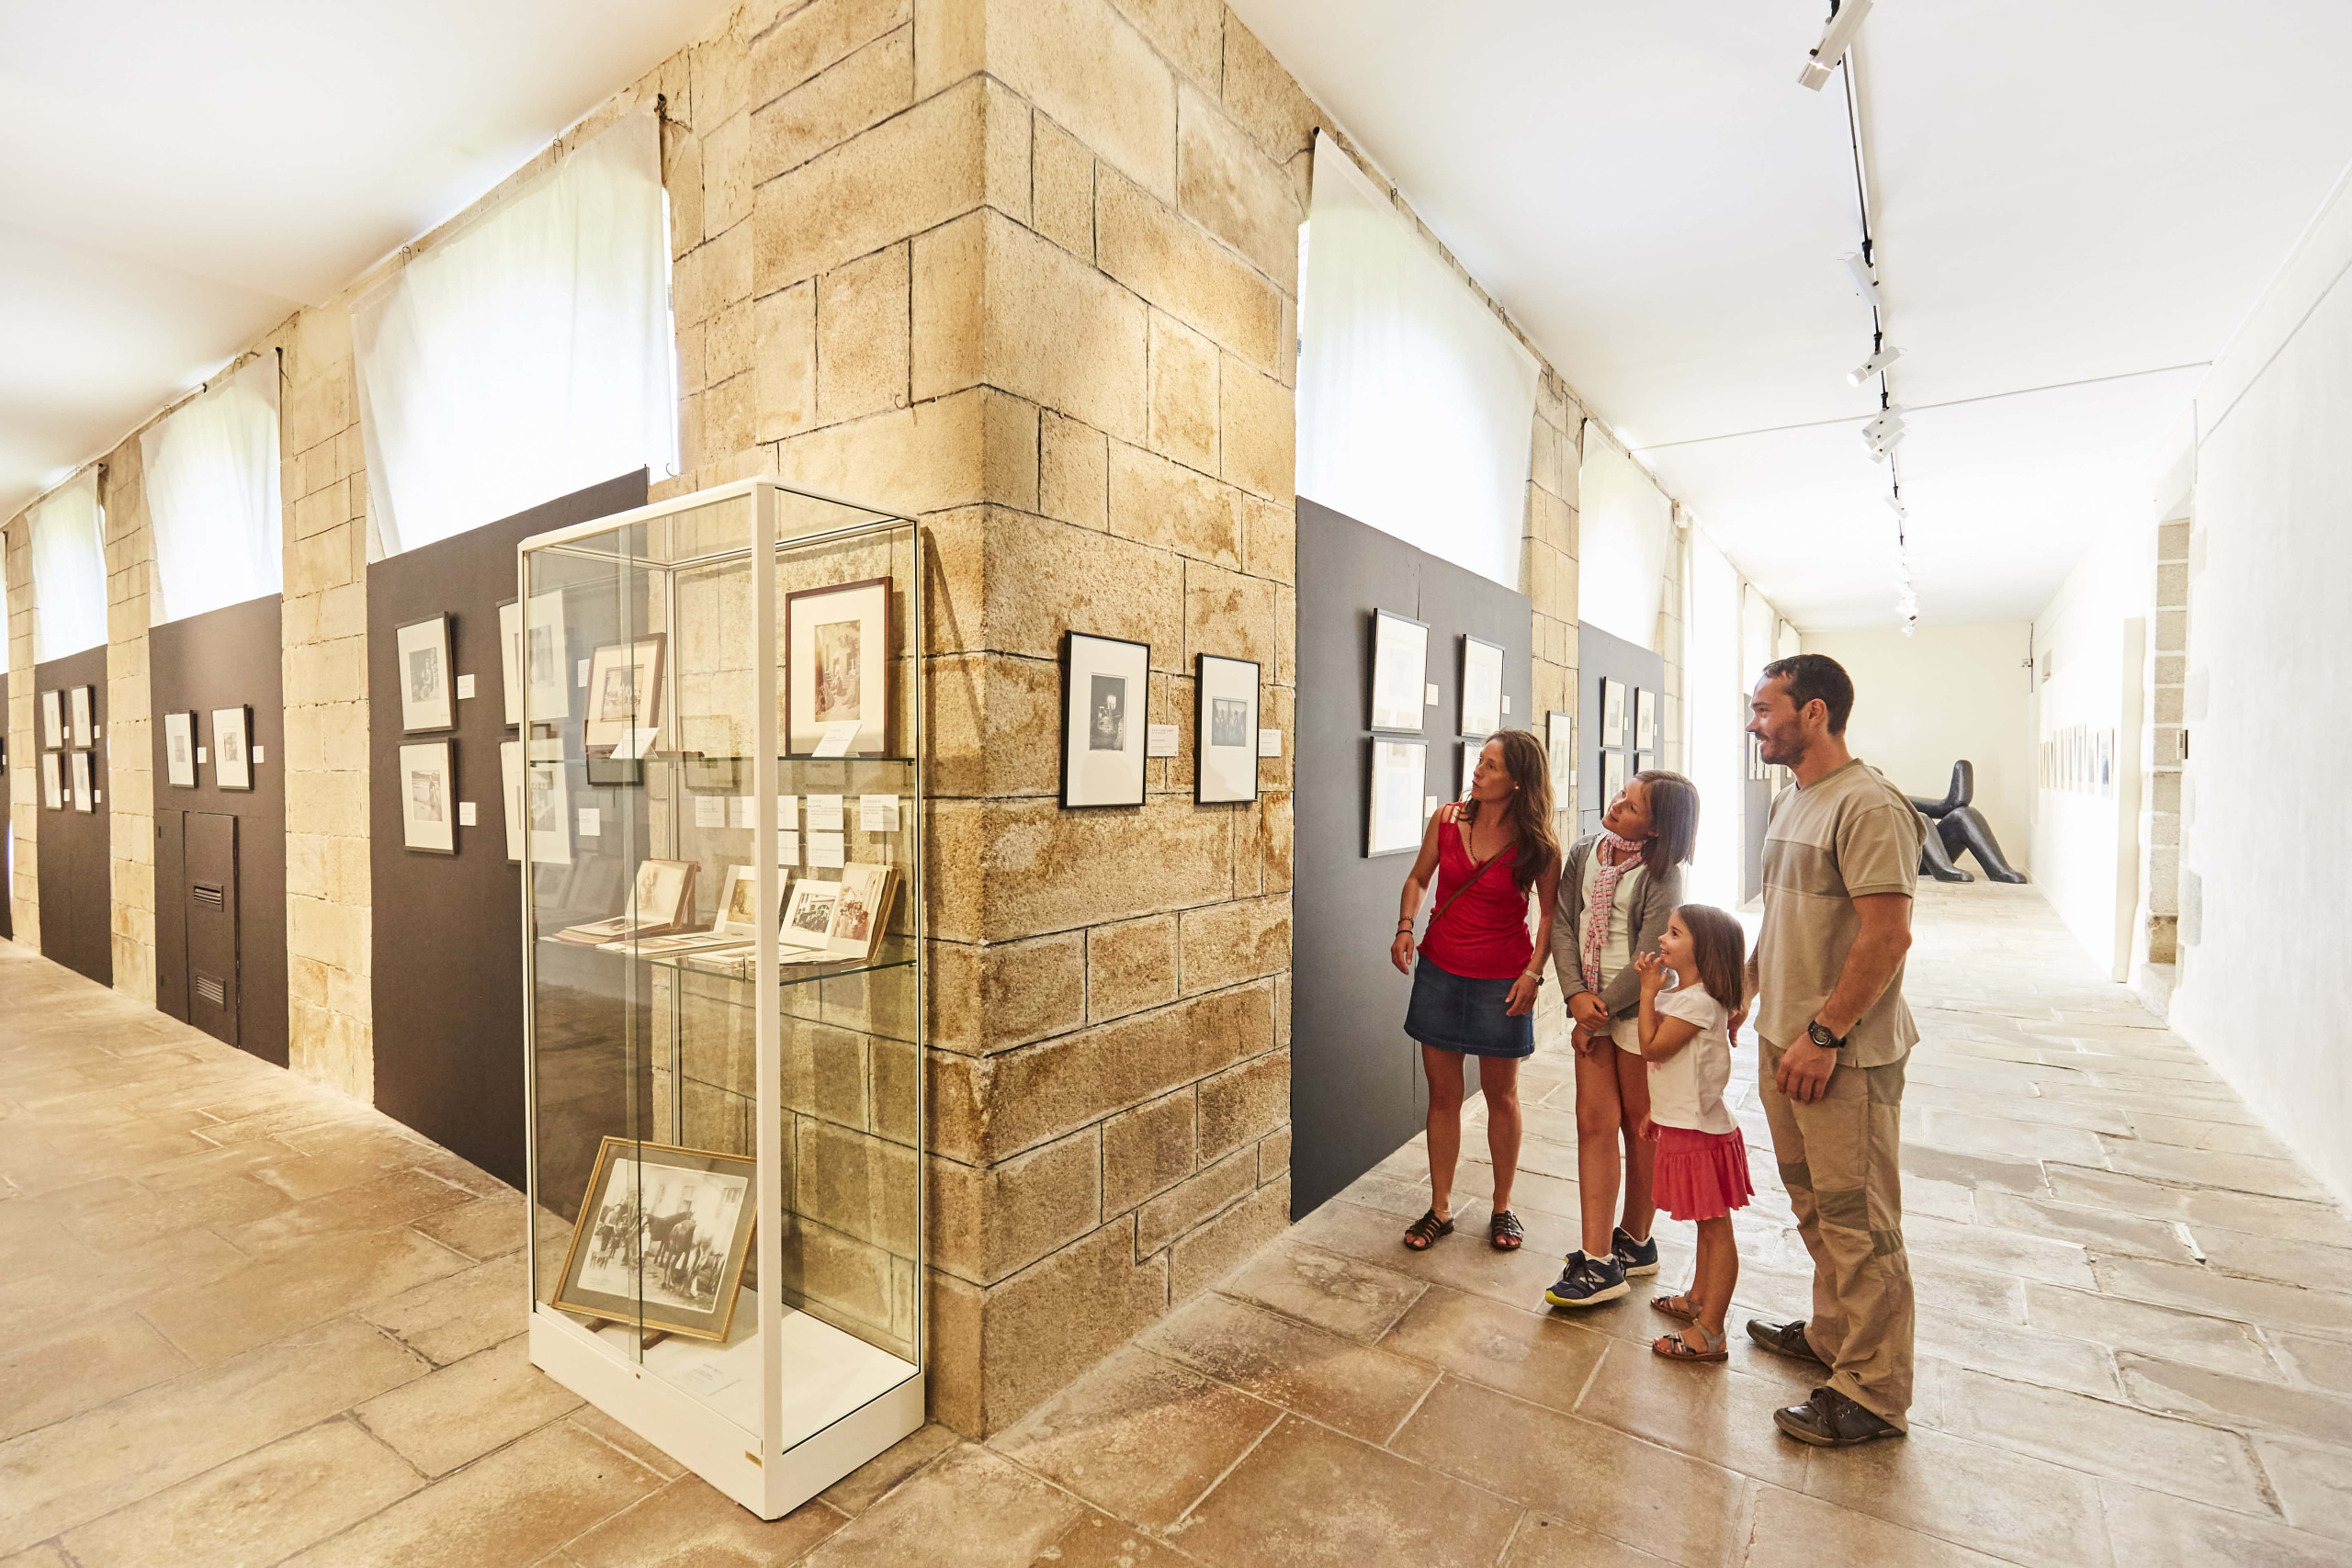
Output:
[2167, 163, 2352, 1207]
[1800, 622, 2034, 873]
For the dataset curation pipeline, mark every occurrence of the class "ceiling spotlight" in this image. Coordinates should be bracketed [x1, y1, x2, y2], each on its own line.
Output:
[1799, 0, 1874, 89]
[1862, 409, 1905, 458]
[1841, 254, 1882, 311]
[1884, 493, 1907, 516]
[1849, 345, 1903, 386]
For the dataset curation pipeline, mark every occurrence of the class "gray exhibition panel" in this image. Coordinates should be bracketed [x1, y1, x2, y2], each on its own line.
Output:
[1293, 497, 1533, 1218]
[32, 644, 112, 987]
[1576, 620, 1665, 840]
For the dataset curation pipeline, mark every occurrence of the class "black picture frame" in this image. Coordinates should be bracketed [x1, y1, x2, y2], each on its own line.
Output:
[1194, 653, 1261, 806]
[1060, 630, 1149, 808]
[1368, 608, 1430, 733]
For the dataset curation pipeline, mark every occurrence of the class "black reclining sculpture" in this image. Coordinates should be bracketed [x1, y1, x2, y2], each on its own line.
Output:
[1907, 761, 2028, 884]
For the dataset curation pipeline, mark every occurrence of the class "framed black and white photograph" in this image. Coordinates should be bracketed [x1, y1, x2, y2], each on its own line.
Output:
[1601, 748, 1627, 803]
[1367, 738, 1428, 857]
[1195, 654, 1261, 805]
[211, 706, 254, 791]
[550, 1137, 757, 1341]
[523, 589, 569, 727]
[786, 578, 892, 757]
[1634, 688, 1657, 751]
[501, 739, 574, 865]
[1600, 678, 1626, 748]
[1369, 609, 1429, 733]
[1459, 636, 1503, 739]
[582, 633, 667, 754]
[1634, 750, 1656, 776]
[399, 740, 456, 854]
[498, 600, 524, 728]
[70, 749, 95, 813]
[1545, 711, 1574, 804]
[1061, 631, 1148, 808]
[40, 750, 62, 811]
[40, 689, 62, 750]
[69, 685, 96, 749]
[396, 615, 454, 732]
[1459, 739, 1480, 799]
[164, 711, 198, 789]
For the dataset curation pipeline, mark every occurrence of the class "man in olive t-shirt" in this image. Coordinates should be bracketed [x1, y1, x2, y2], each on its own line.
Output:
[1736, 654, 1924, 1448]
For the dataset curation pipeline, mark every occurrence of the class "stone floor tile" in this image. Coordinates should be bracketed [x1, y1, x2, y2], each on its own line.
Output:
[1902, 1211, 2098, 1289]
[359, 1251, 529, 1366]
[1801, 1424, 2111, 1568]
[1391, 1376, 1745, 1567]
[1904, 1109, 2109, 1166]
[565, 1406, 687, 1480]
[1178, 1412, 1521, 1568]
[2268, 1331, 2352, 1398]
[58, 1416, 422, 1568]
[1971, 1192, 2193, 1262]
[215, 1167, 478, 1256]
[817, 1421, 961, 1514]
[354, 1336, 582, 1476]
[2096, 1141, 2335, 1203]
[2256, 1438, 2352, 1545]
[0, 1313, 191, 1443]
[1909, 1304, 2122, 1398]
[2098, 1478, 2345, 1568]
[2119, 1352, 2352, 1448]
[2023, 1281, 2278, 1380]
[275, 1416, 662, 1567]
[0, 1316, 428, 1556]
[1501, 1516, 1676, 1566]
[565, 1472, 848, 1565]
[411, 1193, 530, 1260]
[991, 1346, 1279, 1527]
[1899, 1142, 2051, 1198]
[2090, 1255, 2352, 1341]
[1742, 1484, 2018, 1568]
[1293, 1198, 1574, 1309]
[0, 1544, 71, 1568]
[56, 1169, 291, 1252]
[1146, 1290, 1438, 1443]
[1904, 1082, 2136, 1135]
[2041, 1165, 2352, 1248]
[1216, 1239, 1428, 1341]
[2130, 1113, 2294, 1158]
[1572, 1337, 1813, 1489]
[141, 1226, 469, 1365]
[1376, 1283, 1609, 1412]
[128, 1135, 308, 1194]
[1031, 1509, 1207, 1566]
[2193, 1226, 2352, 1293]
[800, 1443, 1083, 1568]
[1939, 1367, 2269, 1515]
[1907, 1250, 2030, 1323]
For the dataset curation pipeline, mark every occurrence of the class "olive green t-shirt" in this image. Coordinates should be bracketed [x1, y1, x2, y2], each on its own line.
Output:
[1755, 758, 1925, 1067]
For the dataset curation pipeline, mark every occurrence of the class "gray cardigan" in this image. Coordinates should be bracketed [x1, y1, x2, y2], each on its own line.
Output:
[1549, 837, 1683, 1020]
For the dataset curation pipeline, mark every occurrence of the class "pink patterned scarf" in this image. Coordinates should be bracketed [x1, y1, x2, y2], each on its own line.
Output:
[1580, 831, 1648, 995]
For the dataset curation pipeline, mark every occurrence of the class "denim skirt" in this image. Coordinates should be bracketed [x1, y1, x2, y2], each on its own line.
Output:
[1404, 956, 1534, 1058]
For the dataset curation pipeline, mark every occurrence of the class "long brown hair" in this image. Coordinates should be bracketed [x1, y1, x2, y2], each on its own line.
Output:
[1634, 769, 1699, 877]
[1464, 729, 1559, 895]
[1675, 903, 1747, 1010]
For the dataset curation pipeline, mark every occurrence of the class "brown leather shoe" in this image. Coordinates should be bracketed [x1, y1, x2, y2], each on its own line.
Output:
[1773, 1386, 1903, 1447]
[1746, 1317, 1828, 1368]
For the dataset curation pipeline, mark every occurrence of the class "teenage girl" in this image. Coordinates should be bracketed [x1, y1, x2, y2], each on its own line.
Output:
[1633, 904, 1755, 1359]
[1543, 770, 1699, 1308]
[1391, 731, 1562, 1254]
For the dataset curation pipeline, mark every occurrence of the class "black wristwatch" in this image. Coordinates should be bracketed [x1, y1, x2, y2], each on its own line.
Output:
[1806, 1020, 1846, 1051]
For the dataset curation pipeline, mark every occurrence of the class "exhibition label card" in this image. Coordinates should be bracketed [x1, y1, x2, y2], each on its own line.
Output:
[859, 794, 901, 832]
[1146, 724, 1179, 757]
[579, 807, 602, 837]
[1426, 683, 1440, 706]
[694, 795, 727, 829]
[777, 829, 801, 866]
[456, 673, 476, 700]
[808, 830, 846, 868]
[813, 720, 860, 758]
[197, 748, 209, 764]
[775, 795, 798, 826]
[608, 727, 661, 761]
[729, 795, 754, 829]
[458, 802, 478, 826]
[807, 794, 844, 830]
[1258, 728, 1283, 757]
[577, 658, 591, 688]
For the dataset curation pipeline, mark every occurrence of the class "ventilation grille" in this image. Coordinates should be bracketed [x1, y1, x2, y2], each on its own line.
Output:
[193, 883, 225, 909]
[194, 974, 226, 1008]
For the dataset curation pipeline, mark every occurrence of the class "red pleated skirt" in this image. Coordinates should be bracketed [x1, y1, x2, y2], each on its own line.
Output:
[1654, 1125, 1755, 1221]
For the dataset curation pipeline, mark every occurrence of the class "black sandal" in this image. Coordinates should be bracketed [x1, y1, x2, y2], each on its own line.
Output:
[1488, 1210, 1524, 1251]
[1403, 1209, 1454, 1251]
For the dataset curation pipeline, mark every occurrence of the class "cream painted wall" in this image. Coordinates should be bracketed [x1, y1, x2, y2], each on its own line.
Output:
[1799, 622, 2034, 874]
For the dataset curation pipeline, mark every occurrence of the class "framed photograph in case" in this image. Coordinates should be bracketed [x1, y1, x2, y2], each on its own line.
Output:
[69, 685, 96, 749]
[1459, 636, 1503, 739]
[40, 689, 62, 749]
[164, 711, 198, 788]
[1195, 654, 1261, 805]
[550, 1137, 757, 1341]
[1367, 738, 1428, 857]
[1600, 678, 1625, 748]
[211, 706, 254, 791]
[396, 615, 455, 732]
[523, 590, 569, 727]
[582, 634, 667, 754]
[1061, 631, 1148, 808]
[786, 578, 891, 757]
[399, 740, 457, 853]
[1369, 610, 1428, 733]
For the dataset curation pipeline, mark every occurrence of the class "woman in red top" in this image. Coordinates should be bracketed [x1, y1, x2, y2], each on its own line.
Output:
[1391, 729, 1561, 1253]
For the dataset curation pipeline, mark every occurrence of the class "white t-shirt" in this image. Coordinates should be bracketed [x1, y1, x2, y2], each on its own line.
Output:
[1647, 979, 1737, 1134]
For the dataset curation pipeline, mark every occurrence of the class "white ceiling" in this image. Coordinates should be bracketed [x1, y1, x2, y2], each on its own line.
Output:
[1230, 0, 2352, 627]
[0, 0, 731, 523]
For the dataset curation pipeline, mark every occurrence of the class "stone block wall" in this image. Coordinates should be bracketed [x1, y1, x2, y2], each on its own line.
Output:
[6, 519, 34, 947]
[2143, 513, 2190, 964]
[98, 439, 156, 1002]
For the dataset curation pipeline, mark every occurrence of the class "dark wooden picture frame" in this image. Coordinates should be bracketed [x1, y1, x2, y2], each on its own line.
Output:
[784, 576, 892, 758]
[1194, 653, 1261, 806]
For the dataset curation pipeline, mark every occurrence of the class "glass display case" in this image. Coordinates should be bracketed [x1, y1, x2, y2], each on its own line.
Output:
[518, 479, 922, 1518]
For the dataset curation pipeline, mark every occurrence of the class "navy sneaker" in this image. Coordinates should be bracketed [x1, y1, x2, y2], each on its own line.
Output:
[1613, 1225, 1659, 1278]
[1544, 1249, 1630, 1309]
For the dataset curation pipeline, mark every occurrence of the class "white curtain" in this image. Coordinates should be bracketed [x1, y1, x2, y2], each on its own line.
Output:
[30, 469, 107, 661]
[355, 111, 675, 557]
[1296, 132, 1538, 591]
[1577, 424, 1674, 650]
[141, 354, 284, 624]
[1741, 583, 1776, 690]
[1685, 531, 1745, 908]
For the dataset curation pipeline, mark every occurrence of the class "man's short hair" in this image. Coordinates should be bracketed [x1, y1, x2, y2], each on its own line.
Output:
[1760, 653, 1855, 735]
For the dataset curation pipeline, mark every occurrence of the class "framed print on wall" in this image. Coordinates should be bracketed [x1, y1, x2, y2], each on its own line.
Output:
[1459, 739, 1479, 799]
[1635, 689, 1657, 751]
[1545, 711, 1574, 805]
[1634, 750, 1656, 776]
[582, 634, 667, 755]
[1600, 678, 1626, 748]
[501, 739, 577, 866]
[1369, 609, 1429, 733]
[550, 1137, 758, 1341]
[164, 711, 198, 788]
[70, 749, 95, 813]
[1195, 654, 1261, 805]
[396, 615, 455, 732]
[523, 589, 569, 726]
[1061, 631, 1148, 808]
[786, 578, 892, 757]
[498, 600, 524, 728]
[40, 750, 62, 810]
[399, 740, 457, 854]
[1367, 738, 1428, 857]
[40, 689, 62, 749]
[69, 685, 96, 749]
[211, 707, 254, 791]
[1459, 636, 1504, 739]
[1600, 748, 1627, 804]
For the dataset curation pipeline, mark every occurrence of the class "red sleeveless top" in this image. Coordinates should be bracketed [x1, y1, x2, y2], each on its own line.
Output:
[1419, 815, 1535, 980]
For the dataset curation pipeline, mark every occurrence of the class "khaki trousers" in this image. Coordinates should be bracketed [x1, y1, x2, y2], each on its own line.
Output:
[1758, 1040, 1914, 1429]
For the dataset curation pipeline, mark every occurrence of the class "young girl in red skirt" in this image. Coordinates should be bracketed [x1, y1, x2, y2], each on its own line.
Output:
[1631, 904, 1754, 1361]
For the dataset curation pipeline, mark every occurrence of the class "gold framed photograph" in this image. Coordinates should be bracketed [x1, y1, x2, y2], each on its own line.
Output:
[550, 1137, 757, 1341]
[786, 578, 891, 757]
[583, 634, 667, 755]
